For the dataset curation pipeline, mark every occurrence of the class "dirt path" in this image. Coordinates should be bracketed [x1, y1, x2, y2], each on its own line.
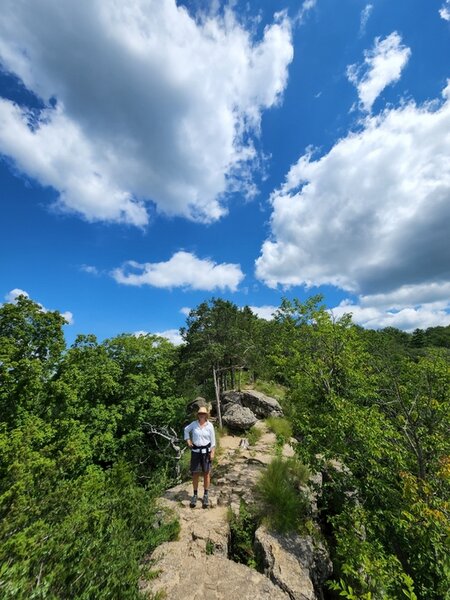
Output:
[140, 421, 294, 600]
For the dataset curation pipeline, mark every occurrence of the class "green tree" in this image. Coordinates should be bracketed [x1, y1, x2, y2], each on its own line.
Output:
[179, 298, 260, 393]
[0, 295, 66, 427]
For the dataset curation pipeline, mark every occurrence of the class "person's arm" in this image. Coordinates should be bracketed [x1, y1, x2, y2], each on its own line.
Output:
[209, 423, 216, 459]
[184, 422, 194, 448]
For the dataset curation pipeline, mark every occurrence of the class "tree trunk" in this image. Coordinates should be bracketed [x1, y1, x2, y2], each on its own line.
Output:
[213, 367, 223, 428]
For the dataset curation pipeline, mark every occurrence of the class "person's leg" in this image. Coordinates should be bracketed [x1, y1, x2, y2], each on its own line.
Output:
[192, 472, 200, 494]
[202, 469, 211, 507]
[190, 472, 200, 507]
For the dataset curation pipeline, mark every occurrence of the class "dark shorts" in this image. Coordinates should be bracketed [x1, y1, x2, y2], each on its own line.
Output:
[190, 450, 211, 473]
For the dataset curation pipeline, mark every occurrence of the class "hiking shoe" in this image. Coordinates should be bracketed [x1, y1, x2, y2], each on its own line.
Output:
[202, 495, 209, 509]
[190, 494, 198, 508]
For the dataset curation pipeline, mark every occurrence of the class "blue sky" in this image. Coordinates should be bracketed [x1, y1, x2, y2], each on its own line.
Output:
[1, 0, 450, 345]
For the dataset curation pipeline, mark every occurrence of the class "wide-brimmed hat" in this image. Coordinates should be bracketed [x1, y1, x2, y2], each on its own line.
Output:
[197, 406, 208, 415]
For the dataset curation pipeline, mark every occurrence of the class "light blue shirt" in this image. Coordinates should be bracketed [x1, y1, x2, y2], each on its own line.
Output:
[184, 420, 216, 448]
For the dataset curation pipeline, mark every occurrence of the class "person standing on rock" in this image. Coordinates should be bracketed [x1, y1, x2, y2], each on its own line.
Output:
[184, 405, 216, 508]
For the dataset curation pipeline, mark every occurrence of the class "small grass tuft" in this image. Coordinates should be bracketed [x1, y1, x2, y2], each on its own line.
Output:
[206, 539, 215, 555]
[247, 426, 263, 446]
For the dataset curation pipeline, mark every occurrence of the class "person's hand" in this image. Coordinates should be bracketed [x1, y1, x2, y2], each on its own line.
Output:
[187, 439, 193, 448]
[210, 450, 215, 460]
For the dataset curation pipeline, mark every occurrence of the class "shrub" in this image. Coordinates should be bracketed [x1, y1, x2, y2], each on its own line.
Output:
[255, 456, 309, 533]
[228, 501, 258, 568]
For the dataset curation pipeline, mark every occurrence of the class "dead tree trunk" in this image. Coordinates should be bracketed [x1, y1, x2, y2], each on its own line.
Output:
[143, 424, 186, 482]
[213, 367, 223, 428]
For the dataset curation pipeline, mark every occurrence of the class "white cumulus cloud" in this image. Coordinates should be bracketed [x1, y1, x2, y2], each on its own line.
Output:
[440, 1, 450, 21]
[256, 82, 450, 324]
[5, 288, 29, 302]
[154, 328, 184, 346]
[112, 251, 244, 292]
[347, 32, 411, 112]
[248, 305, 278, 320]
[330, 298, 450, 332]
[0, 0, 293, 226]
[134, 328, 184, 345]
[4, 288, 73, 324]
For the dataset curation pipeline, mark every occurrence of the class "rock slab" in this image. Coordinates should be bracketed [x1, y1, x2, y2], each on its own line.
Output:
[254, 526, 332, 600]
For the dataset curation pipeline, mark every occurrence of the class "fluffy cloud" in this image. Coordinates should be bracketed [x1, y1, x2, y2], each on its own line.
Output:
[440, 1, 450, 21]
[331, 299, 450, 332]
[5, 288, 29, 302]
[180, 307, 192, 317]
[112, 251, 244, 292]
[248, 305, 278, 320]
[4, 288, 73, 324]
[0, 1, 293, 226]
[256, 82, 450, 320]
[347, 32, 411, 112]
[134, 329, 184, 345]
[154, 329, 184, 346]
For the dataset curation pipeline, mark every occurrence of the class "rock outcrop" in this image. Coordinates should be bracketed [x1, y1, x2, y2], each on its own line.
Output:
[221, 389, 283, 426]
[254, 526, 332, 600]
[222, 403, 258, 431]
[241, 389, 284, 418]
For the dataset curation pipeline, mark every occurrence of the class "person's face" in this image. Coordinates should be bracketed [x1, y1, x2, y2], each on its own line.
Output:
[198, 413, 207, 421]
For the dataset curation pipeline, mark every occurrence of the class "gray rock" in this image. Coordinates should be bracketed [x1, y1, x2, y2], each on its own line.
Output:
[241, 389, 283, 418]
[254, 526, 332, 600]
[186, 396, 212, 415]
[222, 404, 257, 431]
[221, 390, 243, 409]
[143, 553, 291, 599]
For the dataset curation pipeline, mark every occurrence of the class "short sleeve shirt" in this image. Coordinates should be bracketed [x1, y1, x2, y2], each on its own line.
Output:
[184, 420, 216, 448]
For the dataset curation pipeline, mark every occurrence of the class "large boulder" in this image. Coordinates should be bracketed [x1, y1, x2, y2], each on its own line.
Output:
[254, 526, 332, 600]
[241, 390, 283, 418]
[186, 396, 212, 416]
[222, 404, 257, 431]
[221, 390, 243, 410]
[221, 389, 283, 419]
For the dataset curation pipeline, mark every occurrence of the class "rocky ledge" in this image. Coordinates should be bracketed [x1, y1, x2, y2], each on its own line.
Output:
[140, 421, 331, 600]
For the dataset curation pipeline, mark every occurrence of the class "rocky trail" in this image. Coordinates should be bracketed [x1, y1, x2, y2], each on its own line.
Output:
[140, 417, 331, 600]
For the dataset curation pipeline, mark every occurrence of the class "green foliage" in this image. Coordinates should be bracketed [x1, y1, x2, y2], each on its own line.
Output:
[0, 433, 179, 599]
[265, 417, 292, 447]
[0, 297, 185, 598]
[227, 501, 258, 568]
[2, 292, 449, 599]
[179, 298, 270, 394]
[178, 448, 192, 481]
[247, 425, 262, 446]
[0, 295, 66, 427]
[205, 539, 215, 555]
[270, 298, 450, 598]
[255, 456, 309, 533]
[252, 380, 287, 403]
